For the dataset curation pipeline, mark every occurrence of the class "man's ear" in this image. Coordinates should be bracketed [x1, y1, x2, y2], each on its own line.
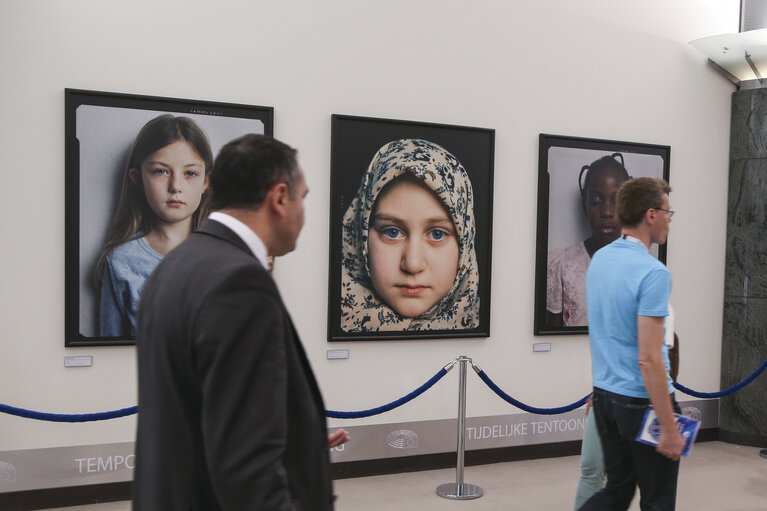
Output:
[268, 182, 290, 216]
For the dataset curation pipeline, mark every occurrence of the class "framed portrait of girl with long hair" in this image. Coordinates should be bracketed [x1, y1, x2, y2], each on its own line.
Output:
[328, 115, 495, 341]
[534, 134, 670, 336]
[65, 89, 273, 346]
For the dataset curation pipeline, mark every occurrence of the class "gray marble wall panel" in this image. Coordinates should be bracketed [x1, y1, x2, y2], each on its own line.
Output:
[720, 297, 767, 442]
[724, 159, 767, 298]
[720, 88, 767, 446]
[730, 88, 767, 160]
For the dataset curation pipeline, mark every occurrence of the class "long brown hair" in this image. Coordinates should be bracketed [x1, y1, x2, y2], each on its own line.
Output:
[95, 114, 213, 287]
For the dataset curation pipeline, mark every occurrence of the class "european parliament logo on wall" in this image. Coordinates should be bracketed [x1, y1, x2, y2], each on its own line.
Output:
[0, 460, 16, 484]
[682, 406, 702, 422]
[386, 430, 419, 449]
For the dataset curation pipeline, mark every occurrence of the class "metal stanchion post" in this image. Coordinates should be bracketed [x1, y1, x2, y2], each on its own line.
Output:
[437, 355, 483, 500]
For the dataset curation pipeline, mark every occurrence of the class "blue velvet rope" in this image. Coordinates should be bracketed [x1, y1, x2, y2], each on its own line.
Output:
[0, 403, 137, 422]
[2, 357, 766, 422]
[326, 367, 449, 419]
[476, 369, 591, 415]
[673, 357, 767, 398]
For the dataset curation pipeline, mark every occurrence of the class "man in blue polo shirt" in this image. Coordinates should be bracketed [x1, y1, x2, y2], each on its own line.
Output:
[579, 177, 684, 511]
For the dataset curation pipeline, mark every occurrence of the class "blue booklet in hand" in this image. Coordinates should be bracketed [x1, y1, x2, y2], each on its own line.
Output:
[635, 405, 701, 457]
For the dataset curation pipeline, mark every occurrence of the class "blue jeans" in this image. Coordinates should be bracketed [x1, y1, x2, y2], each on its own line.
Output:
[577, 387, 681, 511]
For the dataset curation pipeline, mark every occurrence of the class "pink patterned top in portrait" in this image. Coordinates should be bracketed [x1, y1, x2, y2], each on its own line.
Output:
[547, 242, 590, 326]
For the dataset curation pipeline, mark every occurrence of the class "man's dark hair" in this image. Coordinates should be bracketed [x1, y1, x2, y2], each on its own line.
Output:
[209, 134, 299, 210]
[617, 177, 671, 227]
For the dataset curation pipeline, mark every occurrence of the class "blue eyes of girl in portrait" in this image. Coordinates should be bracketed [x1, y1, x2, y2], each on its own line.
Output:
[429, 229, 450, 241]
[380, 227, 451, 241]
[381, 227, 402, 239]
[149, 167, 202, 178]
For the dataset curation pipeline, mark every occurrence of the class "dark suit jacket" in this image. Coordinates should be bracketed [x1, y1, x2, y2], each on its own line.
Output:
[133, 220, 333, 510]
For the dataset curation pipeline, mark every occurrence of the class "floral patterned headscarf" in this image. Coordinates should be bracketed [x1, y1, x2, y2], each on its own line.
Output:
[341, 138, 479, 332]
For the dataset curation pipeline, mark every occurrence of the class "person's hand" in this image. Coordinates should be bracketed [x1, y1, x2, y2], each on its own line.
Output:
[328, 428, 351, 448]
[656, 428, 685, 461]
[585, 395, 593, 416]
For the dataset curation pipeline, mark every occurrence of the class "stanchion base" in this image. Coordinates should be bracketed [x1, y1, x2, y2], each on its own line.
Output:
[760, 449, 767, 459]
[436, 483, 483, 500]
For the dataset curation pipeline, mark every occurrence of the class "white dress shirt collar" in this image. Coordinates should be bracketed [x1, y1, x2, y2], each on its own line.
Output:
[208, 212, 269, 270]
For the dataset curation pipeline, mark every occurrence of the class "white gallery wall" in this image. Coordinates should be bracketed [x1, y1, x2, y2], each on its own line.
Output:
[0, 0, 738, 457]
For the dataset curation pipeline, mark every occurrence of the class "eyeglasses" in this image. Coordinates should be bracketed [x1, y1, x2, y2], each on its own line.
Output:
[654, 208, 675, 218]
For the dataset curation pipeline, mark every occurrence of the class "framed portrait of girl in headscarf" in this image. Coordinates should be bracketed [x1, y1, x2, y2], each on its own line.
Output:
[534, 134, 670, 336]
[328, 115, 495, 341]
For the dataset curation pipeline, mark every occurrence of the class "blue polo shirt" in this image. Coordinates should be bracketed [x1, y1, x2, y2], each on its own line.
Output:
[586, 238, 672, 398]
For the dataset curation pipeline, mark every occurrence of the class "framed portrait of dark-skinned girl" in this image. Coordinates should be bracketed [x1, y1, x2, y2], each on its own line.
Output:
[65, 89, 273, 346]
[534, 134, 670, 336]
[328, 114, 495, 341]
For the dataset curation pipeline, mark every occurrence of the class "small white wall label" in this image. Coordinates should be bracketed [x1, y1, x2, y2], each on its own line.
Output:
[327, 350, 349, 360]
[64, 356, 93, 367]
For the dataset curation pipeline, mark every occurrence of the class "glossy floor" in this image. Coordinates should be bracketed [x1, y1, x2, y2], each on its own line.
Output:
[44, 441, 767, 510]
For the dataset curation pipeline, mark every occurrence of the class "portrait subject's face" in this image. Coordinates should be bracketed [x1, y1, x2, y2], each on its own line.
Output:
[132, 140, 208, 225]
[585, 167, 625, 246]
[367, 179, 459, 318]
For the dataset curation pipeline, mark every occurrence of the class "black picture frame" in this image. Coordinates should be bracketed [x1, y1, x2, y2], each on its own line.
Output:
[534, 134, 671, 336]
[65, 89, 273, 346]
[328, 114, 494, 341]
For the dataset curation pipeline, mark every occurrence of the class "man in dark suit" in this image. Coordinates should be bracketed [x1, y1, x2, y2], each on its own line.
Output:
[133, 134, 348, 510]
